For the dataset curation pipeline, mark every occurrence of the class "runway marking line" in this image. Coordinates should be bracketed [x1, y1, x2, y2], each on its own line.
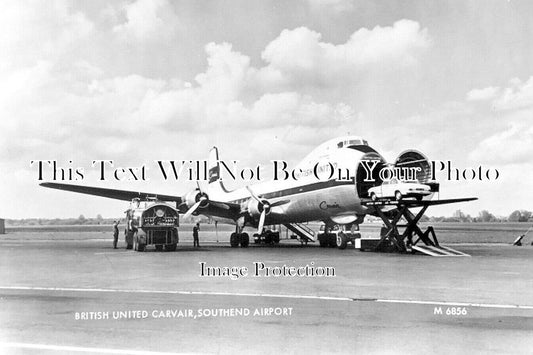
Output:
[0, 342, 185, 354]
[1, 285, 533, 310]
[94, 251, 138, 255]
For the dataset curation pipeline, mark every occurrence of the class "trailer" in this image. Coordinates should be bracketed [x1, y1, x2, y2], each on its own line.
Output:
[317, 224, 361, 249]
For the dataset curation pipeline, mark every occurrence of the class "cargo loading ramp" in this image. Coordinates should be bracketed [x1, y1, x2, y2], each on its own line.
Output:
[362, 197, 476, 256]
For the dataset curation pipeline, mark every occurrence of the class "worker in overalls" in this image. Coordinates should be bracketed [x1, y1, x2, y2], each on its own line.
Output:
[113, 220, 119, 249]
[193, 222, 200, 247]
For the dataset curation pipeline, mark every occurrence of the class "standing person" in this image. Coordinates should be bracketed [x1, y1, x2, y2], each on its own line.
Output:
[113, 220, 119, 249]
[193, 222, 200, 247]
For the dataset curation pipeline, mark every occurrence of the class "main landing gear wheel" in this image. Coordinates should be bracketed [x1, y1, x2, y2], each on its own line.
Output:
[272, 232, 280, 244]
[240, 233, 249, 247]
[336, 232, 348, 250]
[230, 233, 240, 248]
[230, 233, 249, 248]
[395, 191, 403, 201]
[253, 233, 260, 244]
[264, 230, 273, 244]
[328, 234, 337, 247]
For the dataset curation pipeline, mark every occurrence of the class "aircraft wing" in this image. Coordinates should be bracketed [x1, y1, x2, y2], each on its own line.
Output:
[40, 182, 183, 203]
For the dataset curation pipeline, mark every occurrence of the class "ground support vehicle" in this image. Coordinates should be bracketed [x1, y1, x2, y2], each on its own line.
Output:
[317, 224, 361, 249]
[124, 198, 179, 252]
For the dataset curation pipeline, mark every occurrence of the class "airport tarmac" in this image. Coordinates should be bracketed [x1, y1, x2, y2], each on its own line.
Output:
[0, 230, 532, 354]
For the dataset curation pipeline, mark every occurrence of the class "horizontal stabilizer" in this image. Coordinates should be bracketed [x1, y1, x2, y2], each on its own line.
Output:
[40, 183, 182, 203]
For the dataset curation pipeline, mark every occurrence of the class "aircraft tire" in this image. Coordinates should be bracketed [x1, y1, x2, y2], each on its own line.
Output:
[263, 230, 273, 244]
[230, 233, 239, 248]
[336, 232, 348, 250]
[253, 233, 260, 244]
[328, 234, 337, 247]
[318, 234, 328, 247]
[240, 233, 249, 248]
[165, 243, 176, 252]
[272, 232, 280, 244]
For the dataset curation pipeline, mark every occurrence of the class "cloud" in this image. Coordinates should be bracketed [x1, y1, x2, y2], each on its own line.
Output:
[194, 42, 252, 103]
[0, 0, 94, 66]
[467, 76, 533, 111]
[465, 77, 533, 165]
[257, 20, 431, 88]
[469, 122, 533, 165]
[112, 0, 179, 42]
[466, 86, 500, 101]
[0, 39, 358, 168]
[0, 11, 437, 217]
[493, 76, 533, 111]
[1, 17, 431, 162]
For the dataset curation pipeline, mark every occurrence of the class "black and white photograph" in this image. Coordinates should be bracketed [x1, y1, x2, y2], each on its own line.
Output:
[1, 1, 532, 354]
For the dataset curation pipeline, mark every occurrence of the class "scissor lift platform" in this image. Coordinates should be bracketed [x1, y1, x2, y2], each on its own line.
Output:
[362, 198, 472, 256]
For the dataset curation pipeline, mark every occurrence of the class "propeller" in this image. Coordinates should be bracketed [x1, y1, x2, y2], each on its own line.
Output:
[246, 186, 289, 234]
[182, 191, 208, 220]
[182, 182, 231, 220]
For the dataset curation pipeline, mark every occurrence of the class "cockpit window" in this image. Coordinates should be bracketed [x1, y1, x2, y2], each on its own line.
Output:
[338, 139, 369, 148]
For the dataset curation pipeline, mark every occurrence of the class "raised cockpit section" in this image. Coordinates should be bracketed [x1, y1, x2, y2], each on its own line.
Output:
[302, 136, 370, 160]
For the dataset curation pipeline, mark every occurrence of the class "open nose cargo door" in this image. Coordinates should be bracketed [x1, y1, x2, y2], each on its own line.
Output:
[394, 150, 439, 193]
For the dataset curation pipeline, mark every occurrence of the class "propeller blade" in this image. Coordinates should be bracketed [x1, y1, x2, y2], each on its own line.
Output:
[246, 186, 263, 204]
[183, 200, 202, 220]
[257, 210, 266, 234]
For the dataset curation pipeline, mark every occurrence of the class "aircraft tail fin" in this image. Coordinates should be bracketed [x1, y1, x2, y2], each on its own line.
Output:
[208, 147, 231, 197]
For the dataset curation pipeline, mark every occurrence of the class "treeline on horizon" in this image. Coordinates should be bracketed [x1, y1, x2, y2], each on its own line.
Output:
[4, 209, 532, 226]
[418, 209, 533, 223]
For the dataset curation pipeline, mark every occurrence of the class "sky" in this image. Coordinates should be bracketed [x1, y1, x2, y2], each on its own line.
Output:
[0, 0, 532, 219]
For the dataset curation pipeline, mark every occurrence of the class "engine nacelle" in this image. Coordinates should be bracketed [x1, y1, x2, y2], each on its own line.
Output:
[247, 198, 269, 218]
[184, 189, 209, 209]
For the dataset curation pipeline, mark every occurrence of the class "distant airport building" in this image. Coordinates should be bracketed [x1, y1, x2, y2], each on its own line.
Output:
[0, 218, 5, 234]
